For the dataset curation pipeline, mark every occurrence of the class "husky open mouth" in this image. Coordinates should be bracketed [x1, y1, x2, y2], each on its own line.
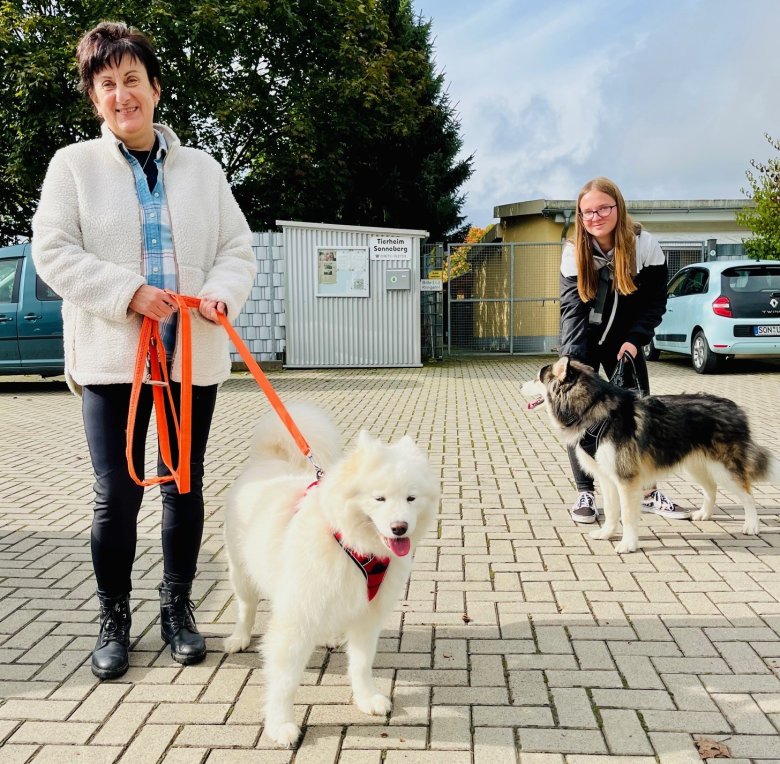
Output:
[527, 396, 544, 410]
[382, 536, 411, 557]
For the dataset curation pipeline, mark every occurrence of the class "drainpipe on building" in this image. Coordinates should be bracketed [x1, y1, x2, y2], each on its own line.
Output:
[561, 210, 574, 241]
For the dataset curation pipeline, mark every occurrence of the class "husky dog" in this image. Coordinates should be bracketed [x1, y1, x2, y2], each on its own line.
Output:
[522, 357, 778, 553]
[223, 403, 439, 747]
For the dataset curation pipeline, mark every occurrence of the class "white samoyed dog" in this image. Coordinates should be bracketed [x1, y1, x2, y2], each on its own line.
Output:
[223, 403, 440, 747]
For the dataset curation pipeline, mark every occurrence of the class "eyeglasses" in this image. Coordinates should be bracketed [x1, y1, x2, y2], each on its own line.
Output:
[579, 204, 616, 221]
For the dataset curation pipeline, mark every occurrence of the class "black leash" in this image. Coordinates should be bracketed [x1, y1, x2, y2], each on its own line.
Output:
[580, 352, 644, 455]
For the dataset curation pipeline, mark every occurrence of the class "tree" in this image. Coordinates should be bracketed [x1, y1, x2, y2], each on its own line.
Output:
[736, 133, 780, 261]
[233, 0, 473, 241]
[0, 0, 472, 245]
[445, 224, 488, 280]
[333, 0, 473, 241]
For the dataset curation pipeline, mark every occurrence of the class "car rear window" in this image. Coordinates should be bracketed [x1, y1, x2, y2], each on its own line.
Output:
[722, 265, 780, 294]
[720, 264, 780, 319]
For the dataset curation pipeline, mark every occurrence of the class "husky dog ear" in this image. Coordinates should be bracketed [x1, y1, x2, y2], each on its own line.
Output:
[552, 356, 571, 381]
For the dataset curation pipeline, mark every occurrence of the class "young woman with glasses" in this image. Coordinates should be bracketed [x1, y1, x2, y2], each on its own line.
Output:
[559, 177, 691, 524]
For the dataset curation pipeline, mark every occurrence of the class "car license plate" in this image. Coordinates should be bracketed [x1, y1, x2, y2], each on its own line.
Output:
[754, 325, 780, 336]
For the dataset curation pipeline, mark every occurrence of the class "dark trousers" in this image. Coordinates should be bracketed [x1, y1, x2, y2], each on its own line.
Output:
[82, 382, 218, 598]
[567, 346, 650, 492]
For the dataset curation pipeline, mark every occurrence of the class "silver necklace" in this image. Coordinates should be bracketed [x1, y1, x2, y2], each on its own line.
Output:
[141, 142, 155, 171]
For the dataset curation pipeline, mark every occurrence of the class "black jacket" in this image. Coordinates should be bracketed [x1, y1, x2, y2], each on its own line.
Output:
[559, 231, 668, 361]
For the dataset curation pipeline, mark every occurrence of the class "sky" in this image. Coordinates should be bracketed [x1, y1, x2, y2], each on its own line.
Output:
[412, 0, 780, 228]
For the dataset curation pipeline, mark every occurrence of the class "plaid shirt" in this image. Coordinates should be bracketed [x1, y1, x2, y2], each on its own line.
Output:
[120, 130, 178, 359]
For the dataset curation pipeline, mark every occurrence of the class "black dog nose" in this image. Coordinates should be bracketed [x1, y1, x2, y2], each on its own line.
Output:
[390, 522, 408, 536]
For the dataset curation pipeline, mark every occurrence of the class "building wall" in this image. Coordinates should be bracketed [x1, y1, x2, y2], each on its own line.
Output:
[502, 216, 565, 243]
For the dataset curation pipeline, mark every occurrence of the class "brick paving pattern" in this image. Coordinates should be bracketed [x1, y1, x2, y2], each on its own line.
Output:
[1, 356, 780, 763]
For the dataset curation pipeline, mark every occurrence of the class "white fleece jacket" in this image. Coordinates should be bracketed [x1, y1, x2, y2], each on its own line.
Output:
[32, 124, 256, 393]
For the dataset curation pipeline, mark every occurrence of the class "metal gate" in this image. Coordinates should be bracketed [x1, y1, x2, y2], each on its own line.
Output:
[445, 241, 561, 355]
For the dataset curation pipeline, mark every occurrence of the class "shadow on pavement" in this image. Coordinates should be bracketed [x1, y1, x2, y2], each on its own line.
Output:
[0, 377, 69, 393]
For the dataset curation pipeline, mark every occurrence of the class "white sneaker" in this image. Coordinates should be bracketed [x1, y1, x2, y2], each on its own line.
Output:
[570, 491, 598, 524]
[641, 489, 691, 520]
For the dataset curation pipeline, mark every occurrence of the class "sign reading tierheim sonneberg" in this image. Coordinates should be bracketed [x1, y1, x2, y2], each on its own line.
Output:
[369, 236, 412, 260]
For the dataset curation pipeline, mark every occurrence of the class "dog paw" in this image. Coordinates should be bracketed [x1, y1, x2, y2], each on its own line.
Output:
[691, 509, 711, 522]
[615, 537, 638, 554]
[589, 527, 616, 540]
[355, 692, 392, 715]
[224, 634, 251, 654]
[742, 520, 760, 536]
[265, 721, 301, 748]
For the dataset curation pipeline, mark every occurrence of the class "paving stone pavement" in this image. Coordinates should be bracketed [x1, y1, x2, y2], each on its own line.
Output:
[2, 355, 780, 764]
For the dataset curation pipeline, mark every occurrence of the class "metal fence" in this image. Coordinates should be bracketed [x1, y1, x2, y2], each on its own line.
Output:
[419, 239, 726, 359]
[420, 243, 445, 361]
[660, 241, 706, 277]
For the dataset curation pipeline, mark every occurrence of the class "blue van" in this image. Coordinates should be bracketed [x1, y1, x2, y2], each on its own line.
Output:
[0, 243, 64, 376]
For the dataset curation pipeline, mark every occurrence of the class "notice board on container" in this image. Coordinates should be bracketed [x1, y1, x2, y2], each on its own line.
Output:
[315, 246, 370, 297]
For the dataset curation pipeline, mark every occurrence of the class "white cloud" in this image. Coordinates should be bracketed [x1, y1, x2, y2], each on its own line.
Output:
[416, 0, 780, 228]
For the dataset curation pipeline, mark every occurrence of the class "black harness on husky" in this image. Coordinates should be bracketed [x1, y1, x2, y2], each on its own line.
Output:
[576, 355, 645, 457]
[579, 418, 610, 457]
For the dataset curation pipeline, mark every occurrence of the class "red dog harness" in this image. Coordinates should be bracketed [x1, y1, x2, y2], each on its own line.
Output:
[333, 532, 390, 602]
[304, 481, 390, 601]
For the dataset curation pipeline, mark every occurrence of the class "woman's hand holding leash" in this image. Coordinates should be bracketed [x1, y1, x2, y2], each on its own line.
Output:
[617, 342, 637, 360]
[130, 285, 178, 321]
[198, 299, 226, 324]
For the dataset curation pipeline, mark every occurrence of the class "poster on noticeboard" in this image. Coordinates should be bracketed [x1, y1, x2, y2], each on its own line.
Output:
[315, 246, 370, 297]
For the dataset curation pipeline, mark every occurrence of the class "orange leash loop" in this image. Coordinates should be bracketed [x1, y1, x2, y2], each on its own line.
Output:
[127, 292, 313, 494]
[127, 292, 196, 493]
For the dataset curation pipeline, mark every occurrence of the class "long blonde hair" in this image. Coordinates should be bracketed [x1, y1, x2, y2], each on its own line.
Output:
[574, 177, 641, 302]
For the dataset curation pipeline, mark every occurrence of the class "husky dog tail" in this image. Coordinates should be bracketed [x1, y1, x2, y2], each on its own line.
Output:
[249, 402, 344, 472]
[766, 454, 780, 485]
[748, 442, 780, 485]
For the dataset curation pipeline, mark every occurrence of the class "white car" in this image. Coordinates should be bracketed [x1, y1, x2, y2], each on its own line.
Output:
[644, 259, 780, 373]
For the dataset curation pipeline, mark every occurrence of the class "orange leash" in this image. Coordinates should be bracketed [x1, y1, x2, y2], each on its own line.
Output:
[127, 292, 315, 494]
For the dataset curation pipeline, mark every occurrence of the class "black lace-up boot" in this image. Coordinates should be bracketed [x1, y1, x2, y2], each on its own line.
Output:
[92, 593, 131, 680]
[159, 580, 206, 665]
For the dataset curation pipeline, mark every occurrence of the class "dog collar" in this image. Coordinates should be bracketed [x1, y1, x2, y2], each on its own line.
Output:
[333, 532, 390, 601]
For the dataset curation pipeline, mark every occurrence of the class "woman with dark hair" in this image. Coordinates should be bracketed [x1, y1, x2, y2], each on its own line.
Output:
[559, 177, 690, 525]
[32, 21, 256, 679]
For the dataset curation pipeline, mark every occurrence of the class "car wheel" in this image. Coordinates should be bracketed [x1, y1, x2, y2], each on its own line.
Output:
[691, 330, 722, 374]
[643, 339, 660, 361]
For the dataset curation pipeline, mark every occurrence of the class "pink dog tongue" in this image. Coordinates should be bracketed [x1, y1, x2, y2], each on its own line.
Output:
[527, 396, 544, 410]
[386, 537, 411, 557]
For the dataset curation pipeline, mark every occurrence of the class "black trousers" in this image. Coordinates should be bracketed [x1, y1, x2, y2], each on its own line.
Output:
[82, 382, 218, 598]
[567, 345, 650, 492]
